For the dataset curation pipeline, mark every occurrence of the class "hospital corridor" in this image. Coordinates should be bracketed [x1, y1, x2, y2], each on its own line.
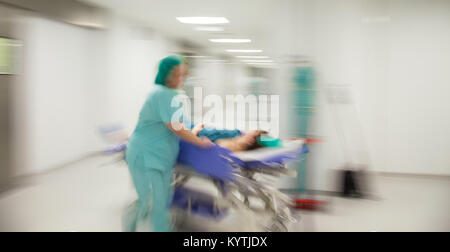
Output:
[0, 0, 449, 234]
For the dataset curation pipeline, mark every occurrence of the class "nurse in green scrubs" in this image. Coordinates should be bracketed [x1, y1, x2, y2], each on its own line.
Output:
[123, 55, 212, 232]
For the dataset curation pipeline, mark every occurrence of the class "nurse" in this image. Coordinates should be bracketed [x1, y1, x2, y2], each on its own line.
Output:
[123, 55, 212, 232]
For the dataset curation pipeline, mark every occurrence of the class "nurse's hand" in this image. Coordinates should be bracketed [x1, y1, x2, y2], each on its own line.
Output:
[192, 123, 205, 136]
[166, 122, 213, 148]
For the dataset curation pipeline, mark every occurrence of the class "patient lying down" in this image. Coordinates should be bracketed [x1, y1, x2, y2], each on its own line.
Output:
[191, 124, 266, 152]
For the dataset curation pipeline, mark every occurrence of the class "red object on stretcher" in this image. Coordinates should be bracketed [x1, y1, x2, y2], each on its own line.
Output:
[288, 138, 324, 144]
[293, 199, 327, 210]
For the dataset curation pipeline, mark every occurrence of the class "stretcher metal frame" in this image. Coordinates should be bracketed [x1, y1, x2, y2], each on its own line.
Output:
[102, 139, 307, 232]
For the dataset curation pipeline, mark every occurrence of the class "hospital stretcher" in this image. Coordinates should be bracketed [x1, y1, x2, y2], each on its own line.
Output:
[172, 139, 307, 232]
[102, 138, 308, 232]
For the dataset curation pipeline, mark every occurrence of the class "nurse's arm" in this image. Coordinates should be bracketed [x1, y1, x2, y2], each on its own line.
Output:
[166, 122, 212, 148]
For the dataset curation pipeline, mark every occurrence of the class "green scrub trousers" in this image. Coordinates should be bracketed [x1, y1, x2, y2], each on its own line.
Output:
[123, 155, 173, 232]
[123, 85, 183, 232]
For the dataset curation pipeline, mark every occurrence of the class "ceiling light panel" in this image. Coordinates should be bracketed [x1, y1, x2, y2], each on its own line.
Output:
[210, 39, 251, 43]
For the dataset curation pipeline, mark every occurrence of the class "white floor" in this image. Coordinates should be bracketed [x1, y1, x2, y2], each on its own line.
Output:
[0, 156, 448, 232]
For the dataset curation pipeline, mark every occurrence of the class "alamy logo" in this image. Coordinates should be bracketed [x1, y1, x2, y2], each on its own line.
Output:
[170, 87, 280, 137]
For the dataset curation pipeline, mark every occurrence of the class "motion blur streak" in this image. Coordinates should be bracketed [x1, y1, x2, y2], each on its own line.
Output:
[0, 0, 449, 232]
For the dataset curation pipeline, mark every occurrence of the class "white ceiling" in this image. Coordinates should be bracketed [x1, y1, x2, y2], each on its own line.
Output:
[81, 0, 281, 56]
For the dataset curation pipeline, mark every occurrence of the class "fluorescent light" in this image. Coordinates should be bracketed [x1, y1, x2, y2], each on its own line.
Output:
[176, 17, 229, 24]
[195, 26, 224, 32]
[210, 39, 251, 43]
[242, 60, 274, 63]
[226, 49, 263, 53]
[236, 56, 269, 59]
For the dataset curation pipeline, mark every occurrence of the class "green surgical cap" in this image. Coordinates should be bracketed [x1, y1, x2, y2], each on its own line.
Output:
[154, 55, 186, 86]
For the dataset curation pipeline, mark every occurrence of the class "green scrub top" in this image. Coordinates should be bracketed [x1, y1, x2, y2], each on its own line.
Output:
[126, 85, 183, 172]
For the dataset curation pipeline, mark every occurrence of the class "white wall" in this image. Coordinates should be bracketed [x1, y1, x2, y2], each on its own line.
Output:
[385, 0, 450, 175]
[18, 16, 100, 175]
[14, 13, 180, 175]
[100, 16, 187, 132]
[285, 0, 450, 191]
[14, 10, 251, 176]
[261, 0, 450, 191]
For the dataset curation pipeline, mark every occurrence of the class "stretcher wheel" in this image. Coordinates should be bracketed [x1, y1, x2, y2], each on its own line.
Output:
[171, 208, 189, 230]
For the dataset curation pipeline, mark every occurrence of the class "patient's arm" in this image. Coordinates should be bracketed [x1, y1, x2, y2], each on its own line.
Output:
[216, 130, 265, 152]
[191, 124, 266, 152]
[215, 138, 243, 152]
[191, 124, 247, 151]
